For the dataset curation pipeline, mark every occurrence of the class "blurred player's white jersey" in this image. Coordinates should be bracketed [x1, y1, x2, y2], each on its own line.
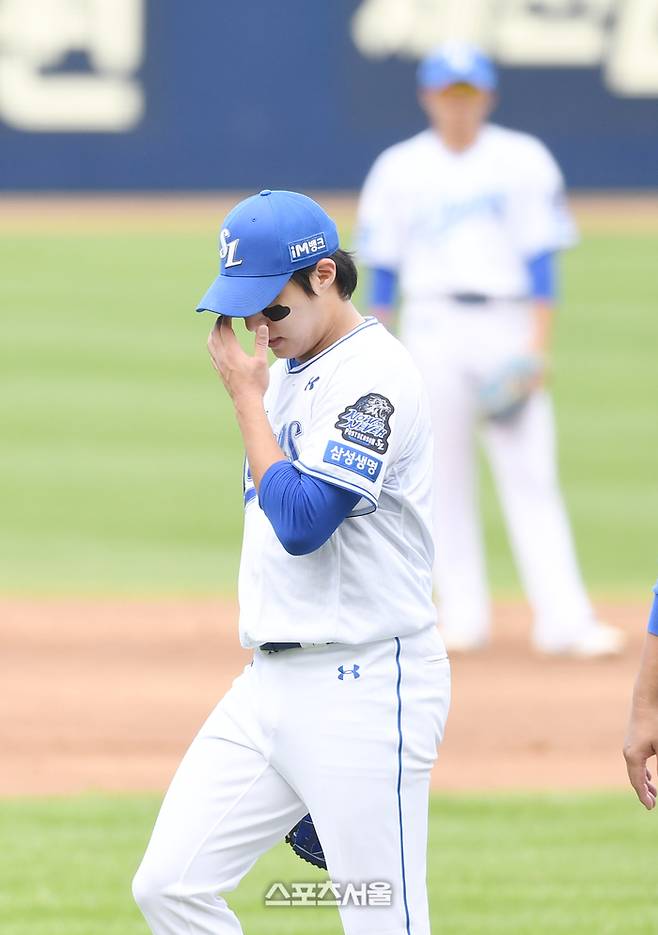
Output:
[358, 123, 576, 299]
[239, 316, 438, 648]
[356, 122, 612, 654]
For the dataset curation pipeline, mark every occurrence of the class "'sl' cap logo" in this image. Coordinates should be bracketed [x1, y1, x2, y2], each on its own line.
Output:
[219, 228, 243, 268]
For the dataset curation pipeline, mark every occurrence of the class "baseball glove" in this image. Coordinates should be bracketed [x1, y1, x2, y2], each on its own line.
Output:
[285, 813, 327, 869]
[478, 354, 544, 423]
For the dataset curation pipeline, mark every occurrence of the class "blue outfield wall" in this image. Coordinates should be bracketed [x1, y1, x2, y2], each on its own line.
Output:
[0, 0, 657, 191]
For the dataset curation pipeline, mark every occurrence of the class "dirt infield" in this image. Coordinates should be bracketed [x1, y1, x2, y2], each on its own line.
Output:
[0, 598, 645, 797]
[2, 193, 658, 233]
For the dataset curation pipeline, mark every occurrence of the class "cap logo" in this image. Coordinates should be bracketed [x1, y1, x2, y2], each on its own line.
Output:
[288, 232, 327, 263]
[219, 227, 243, 269]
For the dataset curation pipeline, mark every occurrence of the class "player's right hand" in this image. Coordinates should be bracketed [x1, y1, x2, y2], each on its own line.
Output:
[207, 316, 270, 403]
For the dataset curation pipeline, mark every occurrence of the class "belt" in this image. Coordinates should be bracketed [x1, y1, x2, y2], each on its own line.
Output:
[448, 292, 525, 305]
[259, 641, 303, 653]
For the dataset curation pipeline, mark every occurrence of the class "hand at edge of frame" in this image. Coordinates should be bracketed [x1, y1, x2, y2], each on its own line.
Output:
[623, 709, 658, 810]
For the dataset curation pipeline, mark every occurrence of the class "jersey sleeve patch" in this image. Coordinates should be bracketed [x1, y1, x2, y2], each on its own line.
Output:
[322, 442, 383, 481]
[334, 393, 395, 454]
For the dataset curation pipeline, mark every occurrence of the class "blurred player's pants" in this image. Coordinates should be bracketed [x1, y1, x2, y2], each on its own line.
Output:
[132, 626, 450, 935]
[401, 298, 596, 648]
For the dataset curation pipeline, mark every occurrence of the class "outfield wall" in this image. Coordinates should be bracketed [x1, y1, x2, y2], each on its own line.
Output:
[0, 0, 657, 191]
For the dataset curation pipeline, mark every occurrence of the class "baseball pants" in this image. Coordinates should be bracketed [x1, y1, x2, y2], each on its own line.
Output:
[132, 625, 450, 935]
[401, 298, 597, 649]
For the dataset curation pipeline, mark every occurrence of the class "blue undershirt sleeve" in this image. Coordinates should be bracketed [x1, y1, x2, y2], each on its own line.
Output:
[259, 460, 361, 556]
[648, 582, 658, 636]
[527, 251, 557, 301]
[369, 267, 397, 308]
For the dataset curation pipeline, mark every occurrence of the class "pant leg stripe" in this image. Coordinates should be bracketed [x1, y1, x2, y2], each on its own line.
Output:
[395, 636, 411, 935]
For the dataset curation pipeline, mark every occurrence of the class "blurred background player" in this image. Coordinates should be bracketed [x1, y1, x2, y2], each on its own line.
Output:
[357, 41, 624, 656]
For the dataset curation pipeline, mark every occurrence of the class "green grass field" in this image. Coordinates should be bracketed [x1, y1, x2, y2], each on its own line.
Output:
[1, 226, 656, 596]
[1, 792, 656, 934]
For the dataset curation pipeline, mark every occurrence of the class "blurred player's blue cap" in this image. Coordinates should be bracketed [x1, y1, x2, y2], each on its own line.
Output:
[417, 42, 497, 92]
[196, 190, 340, 317]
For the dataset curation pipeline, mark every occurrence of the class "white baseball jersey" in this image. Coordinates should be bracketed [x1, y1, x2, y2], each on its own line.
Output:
[357, 123, 576, 300]
[238, 316, 437, 648]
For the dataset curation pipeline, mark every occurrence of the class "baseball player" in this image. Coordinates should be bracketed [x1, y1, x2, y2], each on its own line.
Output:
[132, 190, 451, 935]
[624, 580, 658, 809]
[357, 41, 624, 656]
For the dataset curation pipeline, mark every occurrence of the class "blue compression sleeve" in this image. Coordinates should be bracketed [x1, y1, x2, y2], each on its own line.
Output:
[648, 582, 658, 636]
[527, 251, 556, 301]
[369, 267, 397, 307]
[259, 460, 361, 556]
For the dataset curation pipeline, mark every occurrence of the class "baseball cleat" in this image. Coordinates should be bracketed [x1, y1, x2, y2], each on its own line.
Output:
[439, 630, 489, 653]
[534, 623, 626, 658]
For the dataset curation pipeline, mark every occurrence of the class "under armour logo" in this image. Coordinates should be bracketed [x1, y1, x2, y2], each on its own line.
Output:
[219, 228, 243, 268]
[337, 664, 360, 680]
[305, 377, 320, 391]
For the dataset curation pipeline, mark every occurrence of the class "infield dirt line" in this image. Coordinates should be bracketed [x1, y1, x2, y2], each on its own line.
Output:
[2, 193, 658, 234]
[0, 597, 644, 797]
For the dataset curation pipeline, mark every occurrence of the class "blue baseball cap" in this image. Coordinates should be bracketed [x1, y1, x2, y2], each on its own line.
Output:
[417, 42, 496, 92]
[196, 190, 340, 317]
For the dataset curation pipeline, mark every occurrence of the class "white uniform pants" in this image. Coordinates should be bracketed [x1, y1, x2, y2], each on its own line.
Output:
[401, 299, 596, 648]
[132, 626, 450, 935]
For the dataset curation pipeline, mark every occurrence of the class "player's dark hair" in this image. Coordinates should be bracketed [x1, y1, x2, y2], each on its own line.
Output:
[290, 249, 358, 300]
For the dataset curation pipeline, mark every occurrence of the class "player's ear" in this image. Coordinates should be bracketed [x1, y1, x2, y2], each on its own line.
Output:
[310, 259, 336, 294]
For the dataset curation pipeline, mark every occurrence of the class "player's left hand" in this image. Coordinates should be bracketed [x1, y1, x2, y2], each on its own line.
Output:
[207, 316, 270, 403]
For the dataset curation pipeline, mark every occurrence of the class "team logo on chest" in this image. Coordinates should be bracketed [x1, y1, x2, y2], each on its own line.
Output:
[334, 394, 395, 454]
[277, 420, 303, 461]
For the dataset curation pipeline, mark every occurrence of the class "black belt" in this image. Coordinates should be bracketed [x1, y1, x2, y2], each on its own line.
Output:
[259, 641, 302, 653]
[449, 292, 525, 305]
